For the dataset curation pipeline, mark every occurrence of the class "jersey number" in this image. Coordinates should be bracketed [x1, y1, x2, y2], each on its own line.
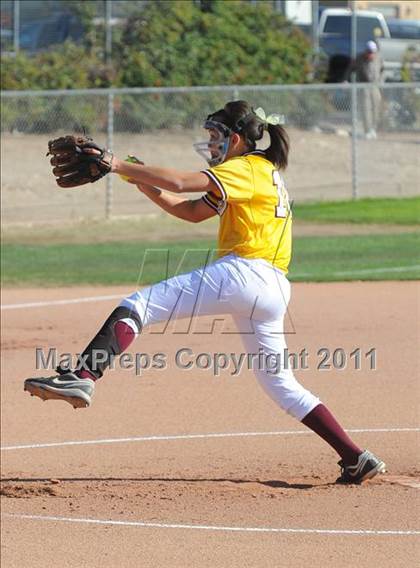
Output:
[272, 170, 290, 218]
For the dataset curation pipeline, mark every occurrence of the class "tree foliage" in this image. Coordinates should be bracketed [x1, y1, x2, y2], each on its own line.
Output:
[1, 43, 115, 90]
[117, 0, 312, 87]
[1, 0, 312, 91]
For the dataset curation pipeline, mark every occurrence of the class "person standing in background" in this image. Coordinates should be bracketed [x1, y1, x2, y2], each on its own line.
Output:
[354, 40, 384, 139]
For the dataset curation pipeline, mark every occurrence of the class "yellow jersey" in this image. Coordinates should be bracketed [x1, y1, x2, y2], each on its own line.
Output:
[201, 151, 292, 274]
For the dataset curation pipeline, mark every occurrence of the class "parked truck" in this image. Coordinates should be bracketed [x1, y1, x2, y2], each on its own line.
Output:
[318, 8, 420, 82]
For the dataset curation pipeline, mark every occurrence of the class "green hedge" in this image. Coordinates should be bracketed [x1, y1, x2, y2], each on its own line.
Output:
[1, 1, 315, 133]
[1, 42, 115, 91]
[1, 0, 312, 91]
[117, 0, 312, 87]
[1, 93, 108, 133]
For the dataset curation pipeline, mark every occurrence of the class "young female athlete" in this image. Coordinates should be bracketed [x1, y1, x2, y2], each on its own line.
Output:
[25, 100, 385, 483]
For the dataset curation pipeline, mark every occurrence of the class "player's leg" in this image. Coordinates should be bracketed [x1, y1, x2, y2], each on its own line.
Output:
[23, 304, 142, 408]
[234, 314, 385, 481]
[232, 314, 320, 420]
[230, 261, 385, 482]
[24, 255, 231, 407]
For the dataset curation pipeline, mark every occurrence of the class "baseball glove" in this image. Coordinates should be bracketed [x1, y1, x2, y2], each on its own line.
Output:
[48, 135, 113, 188]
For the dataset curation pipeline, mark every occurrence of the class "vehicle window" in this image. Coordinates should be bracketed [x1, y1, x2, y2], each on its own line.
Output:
[356, 18, 385, 41]
[324, 16, 351, 35]
[19, 22, 42, 50]
[324, 16, 385, 41]
[388, 24, 420, 40]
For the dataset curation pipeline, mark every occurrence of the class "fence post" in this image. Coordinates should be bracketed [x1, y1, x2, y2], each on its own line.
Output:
[105, 0, 112, 65]
[13, 0, 20, 53]
[350, 2, 358, 199]
[351, 82, 359, 200]
[105, 1, 113, 219]
[105, 91, 114, 219]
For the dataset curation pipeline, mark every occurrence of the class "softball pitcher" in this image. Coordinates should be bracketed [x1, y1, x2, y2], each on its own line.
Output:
[25, 100, 385, 483]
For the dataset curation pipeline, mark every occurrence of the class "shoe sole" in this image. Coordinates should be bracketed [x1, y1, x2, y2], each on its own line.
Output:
[24, 383, 90, 409]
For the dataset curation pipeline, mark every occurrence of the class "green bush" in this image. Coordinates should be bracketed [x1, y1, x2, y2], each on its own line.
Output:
[1, 1, 314, 133]
[1, 0, 312, 92]
[1, 93, 108, 134]
[117, 0, 312, 87]
[1, 41, 115, 91]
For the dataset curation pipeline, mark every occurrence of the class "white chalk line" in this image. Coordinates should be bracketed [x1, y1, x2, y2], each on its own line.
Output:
[2, 264, 420, 310]
[1, 294, 123, 311]
[2, 427, 419, 451]
[2, 513, 419, 536]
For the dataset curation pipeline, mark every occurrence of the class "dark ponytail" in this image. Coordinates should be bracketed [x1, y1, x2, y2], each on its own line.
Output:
[207, 100, 290, 170]
[265, 123, 289, 170]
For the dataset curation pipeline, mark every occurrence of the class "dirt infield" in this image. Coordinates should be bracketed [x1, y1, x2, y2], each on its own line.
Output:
[1, 282, 419, 567]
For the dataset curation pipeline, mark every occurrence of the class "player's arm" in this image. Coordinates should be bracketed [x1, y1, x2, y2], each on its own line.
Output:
[111, 159, 212, 193]
[136, 183, 217, 223]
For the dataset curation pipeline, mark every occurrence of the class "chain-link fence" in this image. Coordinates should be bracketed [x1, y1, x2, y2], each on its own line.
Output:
[1, 1, 289, 56]
[0, 0, 145, 54]
[1, 83, 419, 224]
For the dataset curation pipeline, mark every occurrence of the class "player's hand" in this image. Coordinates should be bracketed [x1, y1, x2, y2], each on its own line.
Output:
[117, 156, 144, 182]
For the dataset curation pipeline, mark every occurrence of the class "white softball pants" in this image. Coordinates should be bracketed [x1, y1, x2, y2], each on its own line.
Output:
[120, 253, 320, 421]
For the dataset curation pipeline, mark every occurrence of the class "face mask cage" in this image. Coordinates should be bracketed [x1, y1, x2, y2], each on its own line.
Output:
[193, 120, 232, 167]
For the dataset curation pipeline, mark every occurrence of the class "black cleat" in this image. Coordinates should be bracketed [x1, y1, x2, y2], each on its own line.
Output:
[336, 450, 386, 484]
[24, 372, 94, 409]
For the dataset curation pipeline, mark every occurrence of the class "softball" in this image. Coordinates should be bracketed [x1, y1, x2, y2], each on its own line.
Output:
[119, 155, 142, 182]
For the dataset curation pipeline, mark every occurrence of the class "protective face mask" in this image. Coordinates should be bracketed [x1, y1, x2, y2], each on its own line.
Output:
[193, 121, 232, 167]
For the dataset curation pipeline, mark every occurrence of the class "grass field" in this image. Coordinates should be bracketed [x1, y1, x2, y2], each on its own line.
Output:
[294, 197, 420, 225]
[2, 198, 419, 286]
[2, 233, 419, 286]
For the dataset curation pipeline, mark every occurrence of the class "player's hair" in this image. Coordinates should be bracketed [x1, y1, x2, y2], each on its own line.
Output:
[207, 100, 289, 169]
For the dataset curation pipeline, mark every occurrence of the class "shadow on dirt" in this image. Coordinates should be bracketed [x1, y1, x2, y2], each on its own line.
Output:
[1, 476, 334, 491]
